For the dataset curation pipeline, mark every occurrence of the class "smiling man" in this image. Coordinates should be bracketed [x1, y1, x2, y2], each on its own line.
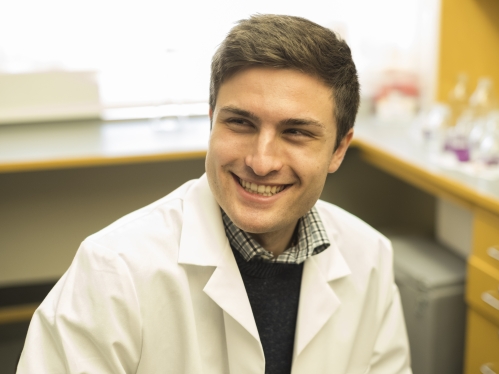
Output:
[18, 14, 411, 374]
[207, 67, 345, 256]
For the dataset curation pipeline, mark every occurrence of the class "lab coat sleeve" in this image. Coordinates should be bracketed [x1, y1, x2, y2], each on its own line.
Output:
[369, 282, 412, 373]
[17, 239, 143, 374]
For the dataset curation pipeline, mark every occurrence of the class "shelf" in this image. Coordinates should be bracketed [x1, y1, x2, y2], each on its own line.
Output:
[0, 117, 210, 173]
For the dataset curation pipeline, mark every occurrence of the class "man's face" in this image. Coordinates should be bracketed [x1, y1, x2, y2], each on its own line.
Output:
[205, 67, 352, 236]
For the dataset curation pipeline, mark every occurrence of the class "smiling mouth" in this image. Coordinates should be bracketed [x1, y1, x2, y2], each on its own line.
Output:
[238, 177, 288, 197]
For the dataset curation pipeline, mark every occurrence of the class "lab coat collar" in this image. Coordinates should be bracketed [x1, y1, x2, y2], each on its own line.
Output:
[204, 245, 266, 374]
[177, 174, 257, 337]
[294, 226, 351, 358]
[177, 175, 352, 368]
[177, 174, 265, 372]
[177, 174, 225, 267]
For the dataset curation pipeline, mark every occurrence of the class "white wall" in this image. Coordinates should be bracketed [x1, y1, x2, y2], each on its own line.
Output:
[0, 0, 441, 111]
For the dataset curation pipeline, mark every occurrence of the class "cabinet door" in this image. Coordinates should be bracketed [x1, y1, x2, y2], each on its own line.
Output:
[467, 256, 499, 326]
[465, 309, 499, 374]
[474, 209, 499, 271]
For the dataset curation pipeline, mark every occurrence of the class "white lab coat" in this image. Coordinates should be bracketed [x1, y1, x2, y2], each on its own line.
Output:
[18, 174, 411, 374]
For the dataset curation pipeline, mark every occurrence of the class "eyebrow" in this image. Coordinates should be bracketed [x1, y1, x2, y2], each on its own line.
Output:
[218, 105, 326, 129]
[280, 118, 326, 129]
[219, 106, 260, 122]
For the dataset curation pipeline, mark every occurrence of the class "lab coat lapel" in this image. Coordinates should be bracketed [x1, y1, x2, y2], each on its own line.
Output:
[177, 174, 226, 267]
[204, 244, 265, 374]
[294, 236, 351, 358]
[178, 175, 265, 373]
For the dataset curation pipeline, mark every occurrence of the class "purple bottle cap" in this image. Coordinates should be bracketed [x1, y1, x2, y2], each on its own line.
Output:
[454, 148, 470, 162]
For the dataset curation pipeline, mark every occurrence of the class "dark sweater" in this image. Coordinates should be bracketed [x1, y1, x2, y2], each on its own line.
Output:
[232, 247, 304, 374]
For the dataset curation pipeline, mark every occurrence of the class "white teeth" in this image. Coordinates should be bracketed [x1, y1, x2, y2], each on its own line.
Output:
[239, 178, 286, 197]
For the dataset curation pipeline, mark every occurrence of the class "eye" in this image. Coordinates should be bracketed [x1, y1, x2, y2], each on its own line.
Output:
[225, 117, 253, 126]
[224, 117, 256, 133]
[284, 128, 309, 137]
[226, 117, 251, 126]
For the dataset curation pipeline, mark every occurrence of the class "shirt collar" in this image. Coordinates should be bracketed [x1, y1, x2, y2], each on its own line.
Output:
[221, 206, 330, 264]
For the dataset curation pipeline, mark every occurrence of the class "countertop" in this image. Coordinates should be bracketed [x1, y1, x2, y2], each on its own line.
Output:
[1, 116, 498, 214]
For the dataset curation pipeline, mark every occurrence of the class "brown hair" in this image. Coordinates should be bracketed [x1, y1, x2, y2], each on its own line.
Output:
[210, 14, 360, 148]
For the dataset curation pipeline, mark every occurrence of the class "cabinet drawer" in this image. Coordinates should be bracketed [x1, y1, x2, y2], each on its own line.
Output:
[467, 256, 499, 326]
[465, 309, 499, 374]
[474, 209, 499, 271]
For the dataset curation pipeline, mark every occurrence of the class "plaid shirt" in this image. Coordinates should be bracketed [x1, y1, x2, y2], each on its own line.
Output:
[222, 206, 330, 264]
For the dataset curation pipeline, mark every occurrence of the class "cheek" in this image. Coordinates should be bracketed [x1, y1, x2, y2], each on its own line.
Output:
[288, 148, 333, 179]
[211, 133, 247, 167]
[206, 135, 224, 174]
[207, 135, 226, 168]
[205, 150, 217, 191]
[206, 135, 239, 182]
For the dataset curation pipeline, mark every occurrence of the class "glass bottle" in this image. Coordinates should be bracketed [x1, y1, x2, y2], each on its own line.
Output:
[448, 74, 468, 127]
[477, 111, 499, 165]
[468, 78, 496, 160]
[443, 74, 469, 158]
[446, 77, 497, 162]
[469, 77, 495, 117]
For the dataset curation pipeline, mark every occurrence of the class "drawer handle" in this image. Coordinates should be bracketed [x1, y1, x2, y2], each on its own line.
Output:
[481, 364, 497, 374]
[482, 292, 499, 311]
[488, 247, 499, 262]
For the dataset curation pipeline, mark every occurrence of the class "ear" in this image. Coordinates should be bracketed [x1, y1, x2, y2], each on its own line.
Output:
[328, 129, 354, 173]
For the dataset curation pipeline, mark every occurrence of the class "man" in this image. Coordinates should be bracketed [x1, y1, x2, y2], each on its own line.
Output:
[18, 14, 411, 374]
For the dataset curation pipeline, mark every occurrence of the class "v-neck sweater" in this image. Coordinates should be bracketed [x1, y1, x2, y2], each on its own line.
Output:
[232, 246, 304, 374]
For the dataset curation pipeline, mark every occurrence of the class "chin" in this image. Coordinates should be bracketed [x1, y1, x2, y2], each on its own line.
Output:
[236, 223, 272, 235]
[228, 210, 285, 235]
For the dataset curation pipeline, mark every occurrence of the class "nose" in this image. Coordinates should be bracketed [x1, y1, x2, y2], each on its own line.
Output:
[245, 130, 283, 176]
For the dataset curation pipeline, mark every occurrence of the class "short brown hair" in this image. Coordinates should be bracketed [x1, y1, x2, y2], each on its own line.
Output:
[210, 14, 360, 148]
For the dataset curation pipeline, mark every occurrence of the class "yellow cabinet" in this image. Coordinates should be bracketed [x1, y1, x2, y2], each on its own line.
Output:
[474, 210, 499, 272]
[464, 309, 499, 374]
[466, 209, 499, 374]
[467, 256, 499, 326]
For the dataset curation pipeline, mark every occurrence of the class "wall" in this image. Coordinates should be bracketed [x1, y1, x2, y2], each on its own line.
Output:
[0, 158, 205, 286]
[437, 0, 499, 101]
[321, 148, 435, 236]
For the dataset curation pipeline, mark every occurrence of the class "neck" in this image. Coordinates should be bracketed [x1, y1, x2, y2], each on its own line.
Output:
[251, 221, 298, 258]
